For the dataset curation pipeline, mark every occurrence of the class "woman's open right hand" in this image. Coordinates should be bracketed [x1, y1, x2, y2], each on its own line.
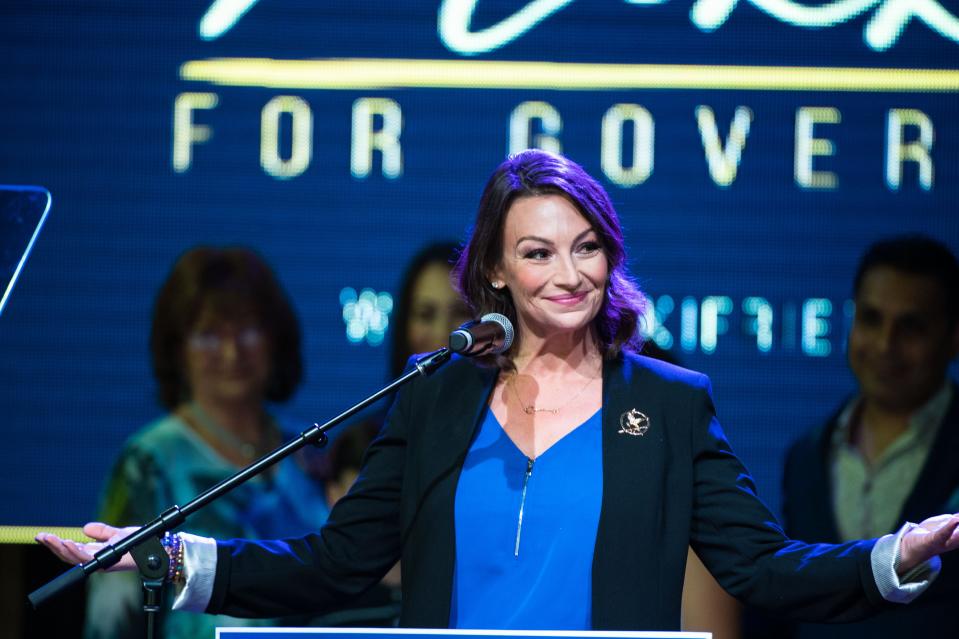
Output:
[35, 522, 140, 571]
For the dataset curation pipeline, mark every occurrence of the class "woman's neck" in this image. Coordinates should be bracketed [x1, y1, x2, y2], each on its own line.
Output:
[189, 395, 265, 442]
[512, 326, 602, 377]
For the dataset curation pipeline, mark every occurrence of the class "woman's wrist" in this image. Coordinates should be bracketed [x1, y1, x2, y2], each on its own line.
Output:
[161, 532, 185, 585]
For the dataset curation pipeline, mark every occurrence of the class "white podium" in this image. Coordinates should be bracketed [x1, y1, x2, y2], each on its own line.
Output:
[216, 628, 710, 639]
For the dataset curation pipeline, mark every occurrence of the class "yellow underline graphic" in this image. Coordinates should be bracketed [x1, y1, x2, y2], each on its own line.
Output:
[0, 525, 86, 545]
[179, 57, 959, 92]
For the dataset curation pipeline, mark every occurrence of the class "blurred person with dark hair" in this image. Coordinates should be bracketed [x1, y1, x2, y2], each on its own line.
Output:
[41, 154, 959, 632]
[84, 246, 329, 639]
[781, 235, 959, 638]
[389, 242, 472, 379]
[301, 242, 468, 627]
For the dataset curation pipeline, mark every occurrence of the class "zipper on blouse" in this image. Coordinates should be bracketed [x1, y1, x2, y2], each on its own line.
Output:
[514, 457, 535, 557]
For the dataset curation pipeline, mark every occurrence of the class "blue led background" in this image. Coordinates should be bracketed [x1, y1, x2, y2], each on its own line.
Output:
[0, 0, 957, 528]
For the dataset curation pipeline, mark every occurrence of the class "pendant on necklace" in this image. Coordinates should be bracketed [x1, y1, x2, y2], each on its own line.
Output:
[523, 406, 557, 415]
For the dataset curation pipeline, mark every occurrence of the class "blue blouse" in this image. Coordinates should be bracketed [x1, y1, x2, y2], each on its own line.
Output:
[450, 406, 603, 629]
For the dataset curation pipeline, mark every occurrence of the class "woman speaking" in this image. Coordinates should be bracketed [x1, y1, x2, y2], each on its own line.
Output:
[38, 150, 959, 631]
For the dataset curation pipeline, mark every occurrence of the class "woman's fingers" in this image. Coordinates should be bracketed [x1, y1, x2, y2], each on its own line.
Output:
[36, 523, 141, 571]
[931, 515, 959, 551]
[83, 521, 121, 542]
[916, 514, 959, 548]
[35, 532, 99, 565]
[98, 525, 141, 570]
[62, 539, 98, 563]
[899, 514, 959, 573]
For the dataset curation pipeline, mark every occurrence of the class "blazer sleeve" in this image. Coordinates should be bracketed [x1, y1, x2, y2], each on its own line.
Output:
[205, 383, 414, 618]
[687, 374, 888, 622]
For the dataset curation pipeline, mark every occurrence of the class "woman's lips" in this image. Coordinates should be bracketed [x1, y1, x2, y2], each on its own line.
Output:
[546, 292, 588, 306]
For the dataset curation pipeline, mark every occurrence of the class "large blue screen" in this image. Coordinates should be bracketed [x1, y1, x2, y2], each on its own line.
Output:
[1, 0, 957, 529]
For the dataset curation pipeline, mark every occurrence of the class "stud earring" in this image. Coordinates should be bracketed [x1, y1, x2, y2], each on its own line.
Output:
[491, 280, 504, 290]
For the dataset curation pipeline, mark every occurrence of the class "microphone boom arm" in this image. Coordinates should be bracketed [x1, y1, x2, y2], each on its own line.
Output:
[28, 347, 452, 610]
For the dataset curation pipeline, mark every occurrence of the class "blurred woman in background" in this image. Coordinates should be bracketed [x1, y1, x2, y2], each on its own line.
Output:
[303, 241, 471, 628]
[85, 246, 329, 639]
[389, 242, 472, 378]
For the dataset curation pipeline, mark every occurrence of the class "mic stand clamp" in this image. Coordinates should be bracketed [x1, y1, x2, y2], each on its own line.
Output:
[129, 535, 169, 639]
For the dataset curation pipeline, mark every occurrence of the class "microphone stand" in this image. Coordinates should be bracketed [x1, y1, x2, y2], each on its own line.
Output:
[28, 347, 452, 637]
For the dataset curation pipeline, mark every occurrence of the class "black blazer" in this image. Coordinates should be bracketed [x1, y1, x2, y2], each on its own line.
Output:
[208, 353, 885, 629]
[782, 385, 959, 638]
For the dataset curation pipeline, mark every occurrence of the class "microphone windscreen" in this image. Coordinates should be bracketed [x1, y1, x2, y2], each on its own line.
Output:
[480, 312, 514, 353]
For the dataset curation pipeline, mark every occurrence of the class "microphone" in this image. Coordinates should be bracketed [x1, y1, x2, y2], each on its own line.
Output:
[449, 313, 514, 356]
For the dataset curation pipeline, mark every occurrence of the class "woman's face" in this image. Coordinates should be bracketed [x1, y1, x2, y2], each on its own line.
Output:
[406, 262, 471, 357]
[184, 305, 272, 406]
[492, 194, 608, 341]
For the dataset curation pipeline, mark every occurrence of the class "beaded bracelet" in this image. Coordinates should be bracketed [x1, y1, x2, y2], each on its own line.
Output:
[160, 532, 185, 585]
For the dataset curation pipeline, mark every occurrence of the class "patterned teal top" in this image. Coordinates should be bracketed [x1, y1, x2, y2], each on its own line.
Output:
[85, 412, 330, 639]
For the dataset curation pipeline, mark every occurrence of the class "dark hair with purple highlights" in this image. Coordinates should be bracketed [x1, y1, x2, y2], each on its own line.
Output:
[453, 149, 647, 368]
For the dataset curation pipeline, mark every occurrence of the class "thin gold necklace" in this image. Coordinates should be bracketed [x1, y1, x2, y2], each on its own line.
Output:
[185, 402, 273, 461]
[507, 372, 598, 415]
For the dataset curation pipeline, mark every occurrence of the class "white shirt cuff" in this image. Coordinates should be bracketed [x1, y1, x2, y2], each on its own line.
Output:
[871, 521, 941, 604]
[170, 533, 218, 612]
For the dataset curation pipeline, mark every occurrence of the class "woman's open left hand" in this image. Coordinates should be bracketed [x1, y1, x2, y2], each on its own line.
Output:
[898, 514, 959, 575]
[35, 522, 140, 571]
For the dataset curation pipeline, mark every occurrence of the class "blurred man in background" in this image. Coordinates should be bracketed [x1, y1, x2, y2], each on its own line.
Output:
[782, 235, 959, 638]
